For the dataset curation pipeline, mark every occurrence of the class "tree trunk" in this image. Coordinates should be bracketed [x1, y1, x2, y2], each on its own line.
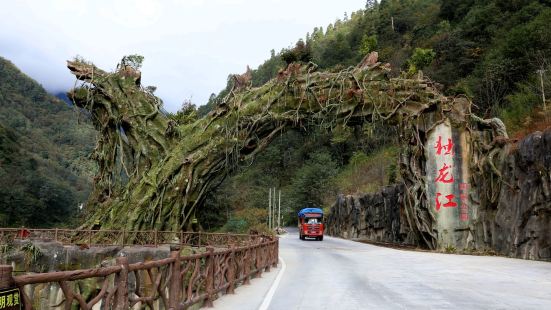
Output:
[68, 54, 506, 248]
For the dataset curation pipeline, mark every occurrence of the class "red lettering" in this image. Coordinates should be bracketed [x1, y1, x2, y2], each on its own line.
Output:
[435, 163, 454, 183]
[435, 136, 454, 155]
[435, 193, 458, 211]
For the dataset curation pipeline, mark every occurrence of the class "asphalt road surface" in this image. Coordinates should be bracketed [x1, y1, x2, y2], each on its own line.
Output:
[214, 228, 551, 310]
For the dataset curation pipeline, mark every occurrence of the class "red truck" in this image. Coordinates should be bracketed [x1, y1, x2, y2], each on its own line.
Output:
[298, 208, 324, 241]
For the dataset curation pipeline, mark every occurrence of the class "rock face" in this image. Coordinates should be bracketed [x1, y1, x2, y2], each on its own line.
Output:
[327, 129, 551, 261]
[481, 129, 551, 260]
[326, 184, 411, 244]
[3, 241, 172, 309]
[5, 240, 171, 273]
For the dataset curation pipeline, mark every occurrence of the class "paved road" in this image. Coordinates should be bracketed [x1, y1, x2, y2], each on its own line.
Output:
[214, 228, 551, 310]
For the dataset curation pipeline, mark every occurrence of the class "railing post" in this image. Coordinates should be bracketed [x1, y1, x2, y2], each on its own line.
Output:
[168, 249, 181, 309]
[54, 228, 58, 242]
[227, 246, 236, 294]
[180, 231, 183, 247]
[122, 230, 126, 247]
[198, 232, 202, 248]
[205, 246, 215, 307]
[0, 265, 14, 290]
[88, 230, 92, 246]
[154, 230, 158, 247]
[0, 265, 27, 310]
[265, 243, 271, 273]
[243, 247, 250, 285]
[254, 245, 262, 278]
[114, 256, 129, 310]
[272, 239, 279, 268]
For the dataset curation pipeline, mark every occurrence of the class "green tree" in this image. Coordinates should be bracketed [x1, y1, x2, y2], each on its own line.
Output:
[287, 151, 338, 211]
[359, 34, 378, 56]
[407, 48, 436, 74]
[119, 54, 144, 70]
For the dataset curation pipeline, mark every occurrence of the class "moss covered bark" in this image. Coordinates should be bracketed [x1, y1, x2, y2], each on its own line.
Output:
[68, 54, 506, 248]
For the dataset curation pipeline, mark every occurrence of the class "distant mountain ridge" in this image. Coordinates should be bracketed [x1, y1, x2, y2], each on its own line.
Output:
[0, 56, 96, 227]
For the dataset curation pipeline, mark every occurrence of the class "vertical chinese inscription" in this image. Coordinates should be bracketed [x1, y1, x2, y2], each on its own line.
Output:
[434, 135, 458, 211]
[459, 182, 470, 221]
[432, 132, 469, 221]
[426, 121, 472, 248]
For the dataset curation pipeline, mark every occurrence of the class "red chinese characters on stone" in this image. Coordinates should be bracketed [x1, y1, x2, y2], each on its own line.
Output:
[435, 163, 454, 184]
[435, 136, 454, 155]
[435, 193, 458, 211]
[434, 135, 458, 212]
[459, 182, 470, 221]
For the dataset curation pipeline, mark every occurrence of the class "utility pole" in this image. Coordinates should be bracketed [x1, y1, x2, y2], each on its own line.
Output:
[273, 187, 276, 229]
[537, 69, 546, 109]
[268, 188, 272, 230]
[278, 190, 281, 229]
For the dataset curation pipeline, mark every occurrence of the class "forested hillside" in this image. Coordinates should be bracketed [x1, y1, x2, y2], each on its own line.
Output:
[0, 57, 95, 227]
[2, 0, 550, 232]
[197, 0, 551, 232]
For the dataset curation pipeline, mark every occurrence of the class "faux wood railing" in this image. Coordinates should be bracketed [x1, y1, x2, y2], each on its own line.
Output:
[0, 228, 257, 247]
[0, 236, 278, 309]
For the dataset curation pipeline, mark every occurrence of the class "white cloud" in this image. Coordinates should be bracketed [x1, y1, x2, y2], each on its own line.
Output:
[0, 0, 365, 112]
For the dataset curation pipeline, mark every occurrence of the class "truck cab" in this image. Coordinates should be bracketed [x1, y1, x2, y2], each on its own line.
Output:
[298, 208, 324, 241]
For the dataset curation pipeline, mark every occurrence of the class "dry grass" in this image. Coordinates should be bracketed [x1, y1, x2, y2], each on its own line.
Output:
[332, 146, 400, 196]
[510, 107, 551, 141]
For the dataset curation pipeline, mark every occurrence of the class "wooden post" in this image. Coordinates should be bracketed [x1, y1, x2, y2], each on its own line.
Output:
[168, 250, 181, 308]
[243, 248, 250, 285]
[154, 230, 158, 247]
[0, 265, 14, 290]
[205, 247, 215, 307]
[273, 239, 279, 268]
[121, 230, 126, 246]
[254, 246, 262, 278]
[114, 256, 129, 310]
[54, 228, 58, 242]
[227, 247, 236, 294]
[88, 230, 92, 246]
[264, 244, 271, 272]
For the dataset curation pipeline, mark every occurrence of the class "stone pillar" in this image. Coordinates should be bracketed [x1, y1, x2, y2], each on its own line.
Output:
[425, 119, 473, 249]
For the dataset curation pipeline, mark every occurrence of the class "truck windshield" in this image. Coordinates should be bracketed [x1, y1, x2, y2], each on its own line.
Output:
[306, 218, 320, 224]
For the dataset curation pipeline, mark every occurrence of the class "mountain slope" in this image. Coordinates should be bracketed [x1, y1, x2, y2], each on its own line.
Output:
[0, 57, 96, 227]
[199, 0, 551, 231]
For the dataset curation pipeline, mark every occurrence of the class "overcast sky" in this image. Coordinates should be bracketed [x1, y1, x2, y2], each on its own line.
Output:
[0, 0, 365, 112]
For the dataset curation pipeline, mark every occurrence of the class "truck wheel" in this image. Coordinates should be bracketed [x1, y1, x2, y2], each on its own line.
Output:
[299, 234, 304, 240]
[319, 236, 323, 241]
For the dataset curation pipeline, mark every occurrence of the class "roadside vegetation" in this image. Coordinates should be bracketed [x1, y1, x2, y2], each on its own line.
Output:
[197, 0, 551, 232]
[0, 57, 96, 227]
[2, 0, 551, 232]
